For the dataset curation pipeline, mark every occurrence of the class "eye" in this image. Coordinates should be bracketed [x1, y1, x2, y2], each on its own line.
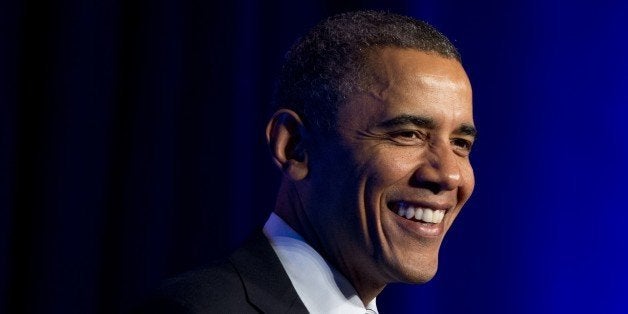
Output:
[389, 130, 427, 145]
[451, 138, 474, 154]
[394, 131, 421, 139]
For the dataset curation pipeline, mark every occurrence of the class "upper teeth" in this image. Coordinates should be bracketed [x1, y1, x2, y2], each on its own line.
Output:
[396, 203, 445, 224]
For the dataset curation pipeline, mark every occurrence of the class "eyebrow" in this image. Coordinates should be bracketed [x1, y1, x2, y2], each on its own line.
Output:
[456, 123, 478, 139]
[378, 114, 478, 139]
[378, 115, 436, 129]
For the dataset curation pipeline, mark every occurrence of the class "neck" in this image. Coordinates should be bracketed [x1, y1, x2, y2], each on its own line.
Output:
[273, 180, 386, 306]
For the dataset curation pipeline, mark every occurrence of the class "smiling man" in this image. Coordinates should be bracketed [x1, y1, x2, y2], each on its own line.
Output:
[141, 10, 475, 314]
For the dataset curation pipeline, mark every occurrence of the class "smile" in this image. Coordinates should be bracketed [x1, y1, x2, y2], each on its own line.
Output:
[391, 202, 445, 224]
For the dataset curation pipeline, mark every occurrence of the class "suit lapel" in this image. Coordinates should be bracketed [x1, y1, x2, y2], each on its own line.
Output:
[229, 232, 308, 314]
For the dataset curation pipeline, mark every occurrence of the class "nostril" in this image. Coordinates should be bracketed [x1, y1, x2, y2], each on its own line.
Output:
[409, 177, 443, 194]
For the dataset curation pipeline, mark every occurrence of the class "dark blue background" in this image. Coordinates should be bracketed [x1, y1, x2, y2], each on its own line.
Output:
[1, 0, 627, 313]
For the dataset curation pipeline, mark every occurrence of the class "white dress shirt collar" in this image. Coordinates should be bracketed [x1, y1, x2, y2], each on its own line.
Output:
[263, 213, 378, 314]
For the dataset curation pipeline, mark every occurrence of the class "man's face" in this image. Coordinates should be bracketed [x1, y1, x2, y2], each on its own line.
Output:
[303, 47, 475, 286]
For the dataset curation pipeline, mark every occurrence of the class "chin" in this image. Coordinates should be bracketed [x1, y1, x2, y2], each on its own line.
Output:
[384, 253, 440, 284]
[409, 268, 438, 284]
[402, 264, 438, 284]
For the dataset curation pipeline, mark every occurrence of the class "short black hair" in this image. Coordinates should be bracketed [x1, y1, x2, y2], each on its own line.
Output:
[274, 10, 461, 131]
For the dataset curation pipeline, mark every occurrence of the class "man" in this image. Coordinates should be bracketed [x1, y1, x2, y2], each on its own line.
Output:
[140, 10, 476, 313]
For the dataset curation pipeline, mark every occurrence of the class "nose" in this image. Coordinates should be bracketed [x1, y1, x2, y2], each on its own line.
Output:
[412, 141, 461, 194]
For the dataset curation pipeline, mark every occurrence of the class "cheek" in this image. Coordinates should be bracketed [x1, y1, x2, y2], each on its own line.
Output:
[366, 150, 419, 187]
[458, 160, 475, 201]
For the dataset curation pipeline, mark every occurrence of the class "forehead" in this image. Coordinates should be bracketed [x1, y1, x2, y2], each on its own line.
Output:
[338, 48, 473, 128]
[369, 47, 469, 81]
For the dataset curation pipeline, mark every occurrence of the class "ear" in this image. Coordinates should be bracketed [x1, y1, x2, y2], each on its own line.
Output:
[266, 109, 309, 181]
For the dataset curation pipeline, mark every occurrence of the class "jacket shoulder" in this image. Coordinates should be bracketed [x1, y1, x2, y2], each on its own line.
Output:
[137, 260, 257, 313]
[134, 232, 307, 314]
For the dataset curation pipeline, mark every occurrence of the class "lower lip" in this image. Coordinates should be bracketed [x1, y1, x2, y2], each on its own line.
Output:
[391, 211, 445, 238]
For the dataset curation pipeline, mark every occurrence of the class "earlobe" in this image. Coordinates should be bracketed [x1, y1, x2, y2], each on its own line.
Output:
[266, 109, 309, 180]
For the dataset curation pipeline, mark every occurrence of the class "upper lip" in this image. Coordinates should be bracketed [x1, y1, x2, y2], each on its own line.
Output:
[388, 200, 454, 212]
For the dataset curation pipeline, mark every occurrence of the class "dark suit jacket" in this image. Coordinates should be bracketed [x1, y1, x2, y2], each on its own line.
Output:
[136, 233, 308, 313]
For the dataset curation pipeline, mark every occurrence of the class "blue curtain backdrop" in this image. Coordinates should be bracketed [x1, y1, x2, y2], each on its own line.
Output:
[1, 0, 627, 313]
